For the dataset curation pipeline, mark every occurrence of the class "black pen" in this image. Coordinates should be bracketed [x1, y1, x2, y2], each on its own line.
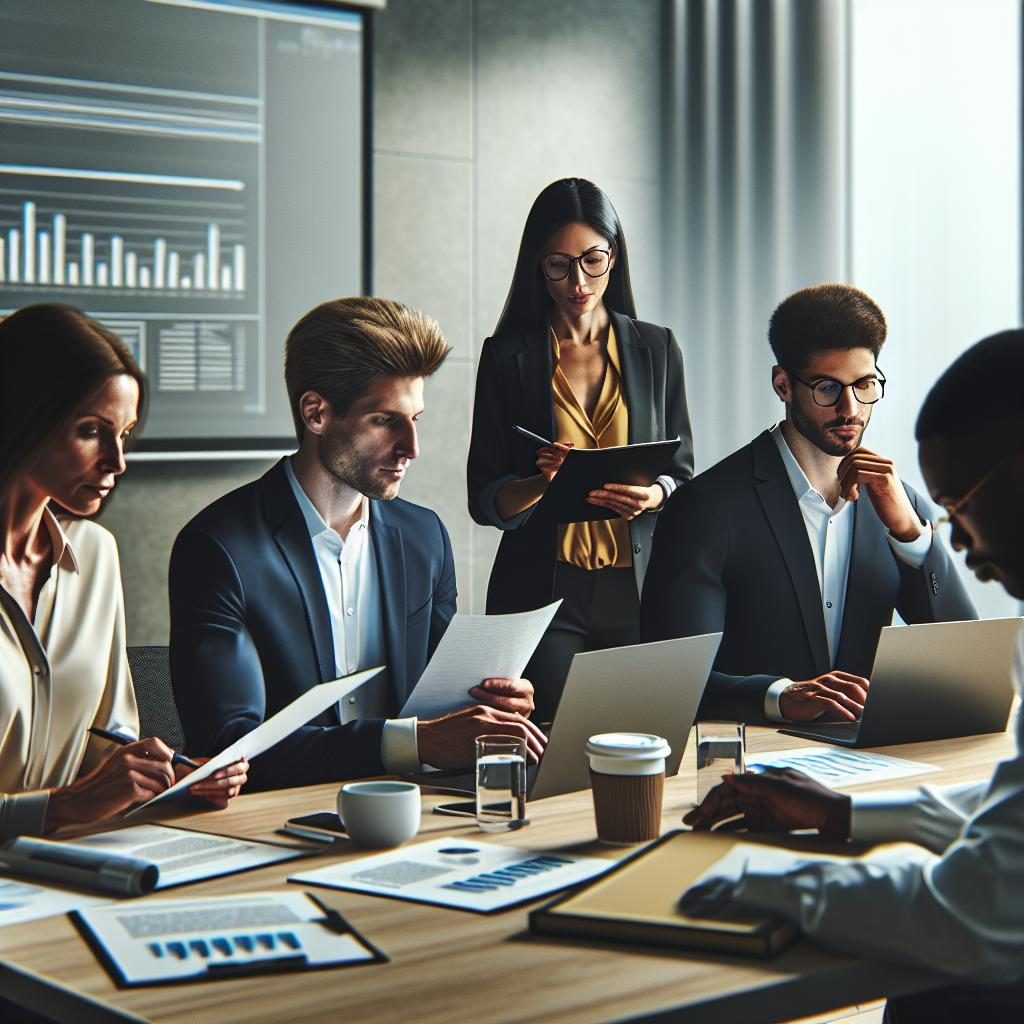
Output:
[513, 424, 554, 447]
[88, 726, 201, 769]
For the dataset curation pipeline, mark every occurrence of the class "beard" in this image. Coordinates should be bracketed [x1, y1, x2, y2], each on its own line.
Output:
[320, 442, 401, 501]
[790, 401, 867, 457]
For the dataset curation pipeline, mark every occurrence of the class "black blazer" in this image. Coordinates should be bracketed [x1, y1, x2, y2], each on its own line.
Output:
[168, 460, 457, 789]
[467, 310, 694, 613]
[641, 430, 977, 722]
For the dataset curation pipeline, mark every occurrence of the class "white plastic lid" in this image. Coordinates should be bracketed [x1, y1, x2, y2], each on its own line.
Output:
[586, 733, 671, 760]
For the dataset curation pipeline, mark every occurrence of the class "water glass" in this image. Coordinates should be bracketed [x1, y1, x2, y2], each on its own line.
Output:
[695, 721, 745, 804]
[475, 735, 528, 832]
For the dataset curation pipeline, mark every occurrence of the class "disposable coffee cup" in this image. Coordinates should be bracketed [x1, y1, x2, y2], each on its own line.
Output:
[586, 733, 671, 845]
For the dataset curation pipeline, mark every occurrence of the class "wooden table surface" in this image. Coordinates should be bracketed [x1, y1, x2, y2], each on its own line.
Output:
[0, 726, 1013, 1024]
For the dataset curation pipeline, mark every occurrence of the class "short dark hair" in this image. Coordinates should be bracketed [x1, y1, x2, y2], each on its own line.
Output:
[493, 177, 637, 336]
[916, 329, 1024, 441]
[0, 304, 145, 499]
[768, 283, 887, 370]
[284, 296, 450, 441]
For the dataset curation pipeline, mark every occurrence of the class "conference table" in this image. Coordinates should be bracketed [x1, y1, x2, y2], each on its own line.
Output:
[0, 726, 1013, 1024]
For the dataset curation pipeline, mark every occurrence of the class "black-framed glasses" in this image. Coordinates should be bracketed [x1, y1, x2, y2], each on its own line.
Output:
[934, 446, 1019, 526]
[790, 367, 887, 407]
[541, 246, 612, 282]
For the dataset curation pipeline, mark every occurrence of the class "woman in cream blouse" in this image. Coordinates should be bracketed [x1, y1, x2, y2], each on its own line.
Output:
[0, 304, 247, 839]
[467, 179, 694, 721]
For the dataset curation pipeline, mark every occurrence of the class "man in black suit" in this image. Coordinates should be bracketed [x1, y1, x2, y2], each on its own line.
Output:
[169, 297, 545, 789]
[641, 283, 975, 723]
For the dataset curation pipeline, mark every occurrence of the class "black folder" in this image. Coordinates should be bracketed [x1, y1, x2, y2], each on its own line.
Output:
[530, 437, 682, 525]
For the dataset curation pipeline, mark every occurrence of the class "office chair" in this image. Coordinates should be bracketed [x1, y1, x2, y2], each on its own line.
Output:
[126, 645, 186, 751]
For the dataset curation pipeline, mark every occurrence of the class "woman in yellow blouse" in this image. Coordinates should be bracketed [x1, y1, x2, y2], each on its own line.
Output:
[0, 304, 247, 839]
[468, 179, 694, 720]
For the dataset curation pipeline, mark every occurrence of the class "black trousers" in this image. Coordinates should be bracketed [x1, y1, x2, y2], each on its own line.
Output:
[526, 561, 639, 723]
[884, 980, 1024, 1022]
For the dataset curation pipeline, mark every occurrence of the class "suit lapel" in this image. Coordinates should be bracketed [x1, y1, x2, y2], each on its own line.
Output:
[514, 326, 556, 443]
[610, 310, 654, 444]
[752, 433, 832, 673]
[835, 498, 888, 674]
[262, 461, 336, 686]
[370, 502, 408, 711]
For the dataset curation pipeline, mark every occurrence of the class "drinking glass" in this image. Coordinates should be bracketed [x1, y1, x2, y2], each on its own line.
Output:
[695, 721, 745, 804]
[475, 735, 528, 832]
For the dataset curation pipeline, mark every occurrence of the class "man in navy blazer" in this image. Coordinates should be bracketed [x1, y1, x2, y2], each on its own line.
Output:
[642, 284, 975, 724]
[170, 297, 545, 789]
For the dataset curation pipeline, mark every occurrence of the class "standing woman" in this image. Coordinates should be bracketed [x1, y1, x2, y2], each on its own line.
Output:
[468, 179, 693, 721]
[0, 304, 247, 839]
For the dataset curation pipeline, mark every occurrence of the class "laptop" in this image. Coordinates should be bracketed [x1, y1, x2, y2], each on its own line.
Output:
[426, 632, 722, 812]
[781, 617, 1022, 748]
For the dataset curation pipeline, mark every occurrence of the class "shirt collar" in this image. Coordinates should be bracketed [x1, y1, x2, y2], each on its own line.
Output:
[283, 457, 370, 545]
[44, 507, 79, 573]
[770, 422, 848, 513]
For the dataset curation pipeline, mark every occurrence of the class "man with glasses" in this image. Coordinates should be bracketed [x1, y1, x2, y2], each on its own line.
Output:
[642, 283, 974, 723]
[680, 330, 1024, 1022]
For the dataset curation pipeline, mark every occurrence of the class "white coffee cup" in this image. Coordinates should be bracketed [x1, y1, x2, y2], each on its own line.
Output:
[585, 733, 671, 844]
[338, 781, 421, 848]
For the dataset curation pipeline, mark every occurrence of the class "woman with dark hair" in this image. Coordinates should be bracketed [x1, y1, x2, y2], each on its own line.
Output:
[0, 304, 247, 839]
[468, 179, 694, 720]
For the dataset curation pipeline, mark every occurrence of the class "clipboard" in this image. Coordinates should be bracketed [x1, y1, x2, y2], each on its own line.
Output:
[530, 437, 682, 524]
[72, 890, 387, 986]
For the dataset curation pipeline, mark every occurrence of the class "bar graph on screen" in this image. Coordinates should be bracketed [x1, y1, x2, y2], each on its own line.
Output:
[0, 0, 365, 451]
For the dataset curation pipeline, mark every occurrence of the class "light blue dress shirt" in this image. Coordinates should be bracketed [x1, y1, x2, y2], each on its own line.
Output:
[284, 459, 420, 773]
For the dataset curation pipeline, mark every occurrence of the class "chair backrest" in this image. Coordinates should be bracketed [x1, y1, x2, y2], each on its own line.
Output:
[127, 645, 185, 752]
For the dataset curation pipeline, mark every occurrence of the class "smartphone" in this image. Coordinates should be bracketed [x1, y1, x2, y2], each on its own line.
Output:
[282, 811, 347, 840]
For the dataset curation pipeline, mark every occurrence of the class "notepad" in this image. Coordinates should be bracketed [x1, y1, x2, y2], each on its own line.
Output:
[73, 891, 386, 986]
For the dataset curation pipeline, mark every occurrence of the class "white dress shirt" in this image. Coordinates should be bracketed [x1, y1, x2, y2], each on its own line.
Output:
[284, 460, 420, 773]
[764, 425, 932, 720]
[696, 635, 1024, 983]
[0, 511, 139, 838]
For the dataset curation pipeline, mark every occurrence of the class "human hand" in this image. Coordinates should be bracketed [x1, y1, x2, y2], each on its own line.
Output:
[46, 737, 177, 831]
[683, 768, 851, 840]
[585, 482, 664, 520]
[416, 705, 547, 769]
[467, 677, 535, 717]
[778, 672, 869, 722]
[179, 757, 249, 809]
[837, 447, 923, 541]
[536, 442, 573, 482]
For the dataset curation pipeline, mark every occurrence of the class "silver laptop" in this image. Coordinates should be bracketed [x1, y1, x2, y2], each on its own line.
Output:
[781, 617, 1022, 748]
[529, 632, 722, 800]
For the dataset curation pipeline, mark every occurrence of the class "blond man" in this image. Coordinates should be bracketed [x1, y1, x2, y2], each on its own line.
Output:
[170, 298, 544, 788]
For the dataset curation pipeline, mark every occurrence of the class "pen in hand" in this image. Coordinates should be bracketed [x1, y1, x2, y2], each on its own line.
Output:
[88, 726, 200, 770]
[513, 424, 554, 448]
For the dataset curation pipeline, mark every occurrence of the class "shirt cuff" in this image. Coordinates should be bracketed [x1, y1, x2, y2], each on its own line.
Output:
[764, 678, 795, 722]
[887, 520, 932, 568]
[0, 790, 51, 840]
[381, 717, 421, 775]
[654, 475, 677, 505]
[849, 790, 922, 844]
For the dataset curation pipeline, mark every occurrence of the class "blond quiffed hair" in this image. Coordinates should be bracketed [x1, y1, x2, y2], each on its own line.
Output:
[284, 296, 450, 441]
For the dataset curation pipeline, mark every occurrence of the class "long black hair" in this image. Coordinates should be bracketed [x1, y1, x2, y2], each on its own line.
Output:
[493, 178, 638, 336]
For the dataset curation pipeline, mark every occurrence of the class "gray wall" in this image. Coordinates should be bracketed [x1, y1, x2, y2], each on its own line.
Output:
[105, 0, 671, 643]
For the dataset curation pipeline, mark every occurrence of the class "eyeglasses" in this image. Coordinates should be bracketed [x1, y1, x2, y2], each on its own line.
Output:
[934, 447, 1018, 526]
[790, 368, 887, 407]
[541, 247, 612, 282]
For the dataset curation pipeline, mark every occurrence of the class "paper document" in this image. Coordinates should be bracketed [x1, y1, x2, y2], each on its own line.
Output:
[400, 604, 560, 719]
[0, 878, 109, 928]
[133, 667, 382, 810]
[74, 891, 385, 985]
[746, 747, 940, 789]
[291, 837, 612, 914]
